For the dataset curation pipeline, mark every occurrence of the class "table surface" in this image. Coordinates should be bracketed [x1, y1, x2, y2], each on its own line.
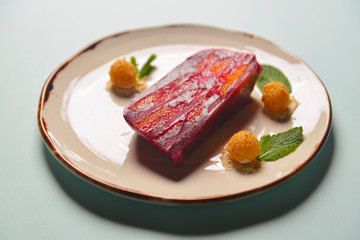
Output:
[1, 0, 359, 239]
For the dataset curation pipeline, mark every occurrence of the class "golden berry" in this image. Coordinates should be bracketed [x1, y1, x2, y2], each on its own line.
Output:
[109, 59, 137, 89]
[226, 130, 261, 163]
[262, 81, 290, 113]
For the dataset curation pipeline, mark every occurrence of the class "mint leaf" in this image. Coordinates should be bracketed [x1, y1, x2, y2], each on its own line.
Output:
[258, 126, 303, 161]
[130, 56, 139, 72]
[138, 54, 157, 79]
[257, 65, 292, 93]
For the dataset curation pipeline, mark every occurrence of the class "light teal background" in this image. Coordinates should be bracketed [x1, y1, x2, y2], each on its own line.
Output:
[1, 0, 359, 239]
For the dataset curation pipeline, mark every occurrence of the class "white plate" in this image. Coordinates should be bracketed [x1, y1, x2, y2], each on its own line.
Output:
[38, 25, 332, 204]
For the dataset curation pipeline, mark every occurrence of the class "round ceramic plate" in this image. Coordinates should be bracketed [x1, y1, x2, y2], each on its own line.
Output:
[38, 25, 332, 204]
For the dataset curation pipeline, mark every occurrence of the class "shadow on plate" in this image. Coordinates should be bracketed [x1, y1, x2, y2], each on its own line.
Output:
[42, 124, 335, 236]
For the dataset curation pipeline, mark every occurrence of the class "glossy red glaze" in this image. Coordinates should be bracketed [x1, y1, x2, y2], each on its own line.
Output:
[124, 49, 262, 165]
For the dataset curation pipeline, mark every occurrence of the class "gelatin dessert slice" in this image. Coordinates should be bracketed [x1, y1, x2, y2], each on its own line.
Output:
[123, 49, 262, 165]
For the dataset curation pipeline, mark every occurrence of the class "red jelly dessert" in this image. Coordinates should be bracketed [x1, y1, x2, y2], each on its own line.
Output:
[123, 49, 262, 165]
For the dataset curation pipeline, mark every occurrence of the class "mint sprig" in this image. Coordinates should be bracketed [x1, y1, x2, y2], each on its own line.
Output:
[257, 64, 292, 93]
[130, 54, 157, 84]
[258, 126, 303, 161]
